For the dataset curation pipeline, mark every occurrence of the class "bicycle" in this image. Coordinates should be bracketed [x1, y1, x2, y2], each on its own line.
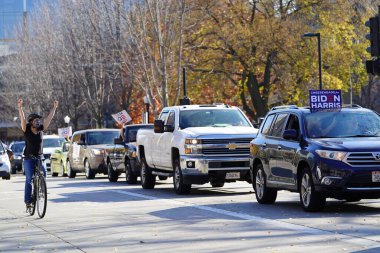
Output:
[26, 155, 47, 219]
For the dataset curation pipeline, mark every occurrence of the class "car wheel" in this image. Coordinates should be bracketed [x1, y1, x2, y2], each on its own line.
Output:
[173, 159, 191, 194]
[299, 167, 326, 212]
[51, 172, 58, 177]
[60, 161, 67, 177]
[107, 162, 118, 182]
[125, 160, 137, 184]
[253, 164, 277, 204]
[84, 159, 95, 179]
[67, 160, 76, 178]
[140, 157, 155, 189]
[210, 178, 224, 187]
[158, 176, 168, 181]
[2, 174, 10, 180]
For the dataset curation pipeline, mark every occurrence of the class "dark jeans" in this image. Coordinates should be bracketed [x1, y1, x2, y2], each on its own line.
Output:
[24, 158, 46, 204]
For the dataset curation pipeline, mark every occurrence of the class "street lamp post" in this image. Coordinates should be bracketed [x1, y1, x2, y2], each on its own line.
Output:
[303, 32, 322, 90]
[64, 115, 70, 127]
[143, 96, 150, 124]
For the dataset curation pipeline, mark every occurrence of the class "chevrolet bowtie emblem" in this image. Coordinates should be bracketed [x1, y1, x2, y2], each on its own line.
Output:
[227, 143, 237, 150]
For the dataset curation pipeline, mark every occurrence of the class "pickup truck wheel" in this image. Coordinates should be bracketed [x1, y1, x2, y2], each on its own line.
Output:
[254, 164, 277, 204]
[67, 161, 76, 178]
[141, 157, 156, 189]
[299, 167, 326, 212]
[125, 160, 137, 184]
[85, 159, 95, 179]
[107, 162, 118, 182]
[173, 159, 191, 194]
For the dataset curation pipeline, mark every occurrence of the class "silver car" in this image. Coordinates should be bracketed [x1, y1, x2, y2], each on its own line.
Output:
[67, 129, 120, 179]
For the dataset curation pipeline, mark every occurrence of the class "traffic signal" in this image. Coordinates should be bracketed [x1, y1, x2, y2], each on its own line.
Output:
[366, 59, 380, 75]
[365, 16, 380, 57]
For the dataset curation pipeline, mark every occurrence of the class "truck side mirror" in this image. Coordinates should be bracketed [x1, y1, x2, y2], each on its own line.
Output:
[154, 120, 164, 133]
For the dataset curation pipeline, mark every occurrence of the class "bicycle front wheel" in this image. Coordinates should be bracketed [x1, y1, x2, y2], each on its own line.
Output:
[36, 175, 47, 218]
[28, 179, 37, 216]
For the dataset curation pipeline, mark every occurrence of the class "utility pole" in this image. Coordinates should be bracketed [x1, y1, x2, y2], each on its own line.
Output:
[23, 0, 28, 40]
[303, 33, 323, 90]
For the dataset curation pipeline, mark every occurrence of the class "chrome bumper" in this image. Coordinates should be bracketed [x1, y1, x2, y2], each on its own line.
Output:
[179, 155, 250, 175]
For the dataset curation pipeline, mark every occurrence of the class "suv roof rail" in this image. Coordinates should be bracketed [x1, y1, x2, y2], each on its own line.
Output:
[270, 105, 298, 111]
[342, 104, 362, 108]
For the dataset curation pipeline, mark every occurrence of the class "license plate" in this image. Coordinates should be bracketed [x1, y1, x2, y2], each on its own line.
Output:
[225, 172, 240, 179]
[372, 171, 380, 182]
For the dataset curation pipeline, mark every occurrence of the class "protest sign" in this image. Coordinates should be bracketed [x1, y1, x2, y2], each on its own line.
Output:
[112, 110, 132, 125]
[309, 90, 342, 112]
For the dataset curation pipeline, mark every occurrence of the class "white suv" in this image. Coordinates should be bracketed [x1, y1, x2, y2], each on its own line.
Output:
[0, 142, 11, 180]
[43, 135, 66, 172]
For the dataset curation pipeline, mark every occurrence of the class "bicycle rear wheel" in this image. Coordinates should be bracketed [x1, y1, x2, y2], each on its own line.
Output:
[36, 175, 47, 218]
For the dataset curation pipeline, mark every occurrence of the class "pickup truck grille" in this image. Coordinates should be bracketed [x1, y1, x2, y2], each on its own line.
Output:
[201, 138, 252, 156]
[345, 152, 380, 167]
[202, 148, 250, 155]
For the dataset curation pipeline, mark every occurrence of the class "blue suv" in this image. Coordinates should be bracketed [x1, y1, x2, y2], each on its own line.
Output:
[250, 105, 380, 211]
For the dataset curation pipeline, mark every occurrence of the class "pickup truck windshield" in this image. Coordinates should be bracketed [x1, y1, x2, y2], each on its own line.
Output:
[305, 110, 380, 138]
[179, 109, 251, 129]
[87, 131, 120, 145]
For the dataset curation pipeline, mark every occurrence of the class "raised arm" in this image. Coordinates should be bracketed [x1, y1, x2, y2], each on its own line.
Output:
[43, 100, 58, 130]
[18, 99, 26, 132]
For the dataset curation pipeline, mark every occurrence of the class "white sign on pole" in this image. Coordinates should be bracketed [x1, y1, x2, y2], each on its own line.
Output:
[58, 127, 72, 138]
[112, 110, 132, 125]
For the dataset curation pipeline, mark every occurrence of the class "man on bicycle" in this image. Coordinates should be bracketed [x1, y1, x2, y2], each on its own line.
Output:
[17, 98, 58, 209]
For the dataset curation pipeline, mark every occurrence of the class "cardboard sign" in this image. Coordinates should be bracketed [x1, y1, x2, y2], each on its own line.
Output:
[112, 110, 132, 125]
[309, 90, 342, 112]
[58, 127, 72, 138]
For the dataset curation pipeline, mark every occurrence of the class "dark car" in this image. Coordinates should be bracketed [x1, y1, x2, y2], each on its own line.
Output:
[8, 141, 25, 174]
[105, 124, 154, 183]
[250, 104, 380, 211]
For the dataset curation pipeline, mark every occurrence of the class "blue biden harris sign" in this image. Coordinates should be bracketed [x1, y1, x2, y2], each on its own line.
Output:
[309, 90, 342, 112]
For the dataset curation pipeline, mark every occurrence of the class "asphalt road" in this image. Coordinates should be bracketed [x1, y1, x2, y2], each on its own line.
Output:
[1, 173, 380, 252]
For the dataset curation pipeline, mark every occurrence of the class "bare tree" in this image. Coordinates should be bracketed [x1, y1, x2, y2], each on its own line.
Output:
[125, 0, 187, 117]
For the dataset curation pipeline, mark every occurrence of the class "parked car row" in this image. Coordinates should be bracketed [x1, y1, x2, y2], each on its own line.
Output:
[7, 103, 380, 213]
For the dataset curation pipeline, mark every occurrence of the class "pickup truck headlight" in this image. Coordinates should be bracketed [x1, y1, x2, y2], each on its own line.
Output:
[185, 138, 202, 154]
[315, 150, 347, 161]
[185, 138, 202, 145]
[92, 149, 105, 156]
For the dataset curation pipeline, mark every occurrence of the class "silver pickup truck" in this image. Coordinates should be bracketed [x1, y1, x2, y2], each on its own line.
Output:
[136, 104, 258, 194]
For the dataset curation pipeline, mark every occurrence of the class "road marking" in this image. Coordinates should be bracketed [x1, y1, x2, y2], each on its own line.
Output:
[110, 189, 380, 248]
